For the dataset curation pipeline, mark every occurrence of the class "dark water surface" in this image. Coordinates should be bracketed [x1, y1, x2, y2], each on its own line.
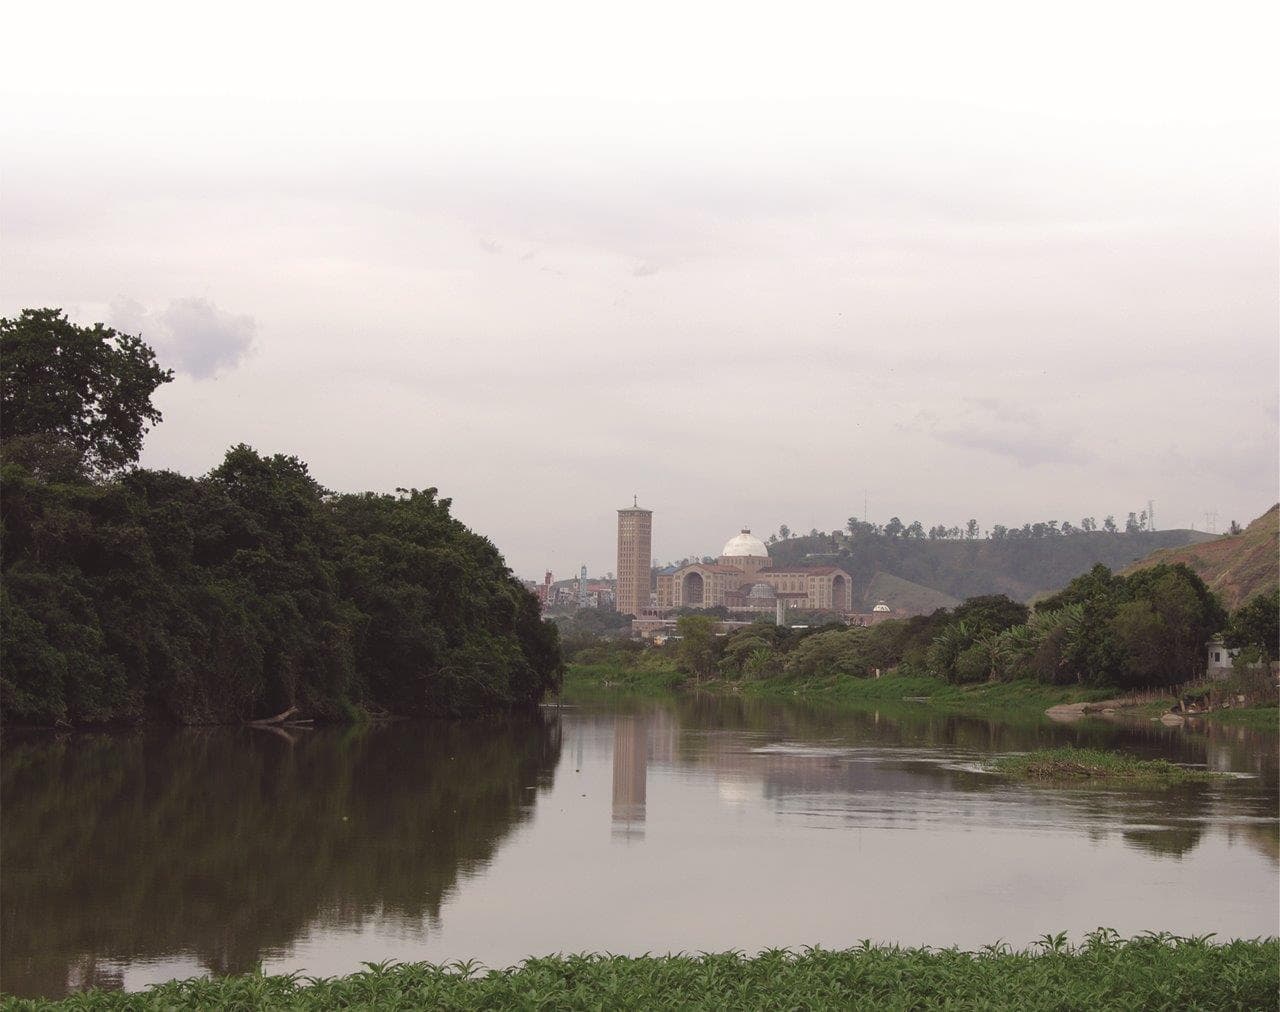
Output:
[2, 696, 1277, 998]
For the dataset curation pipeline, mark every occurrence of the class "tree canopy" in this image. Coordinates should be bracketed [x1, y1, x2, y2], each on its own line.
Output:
[0, 309, 562, 725]
[1, 308, 173, 476]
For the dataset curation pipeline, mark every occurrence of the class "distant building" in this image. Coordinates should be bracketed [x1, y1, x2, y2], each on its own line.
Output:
[1206, 635, 1240, 680]
[658, 528, 852, 614]
[847, 600, 897, 627]
[616, 503, 653, 617]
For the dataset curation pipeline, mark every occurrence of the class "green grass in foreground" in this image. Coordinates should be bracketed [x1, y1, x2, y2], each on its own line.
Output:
[991, 747, 1225, 786]
[5, 933, 1275, 1011]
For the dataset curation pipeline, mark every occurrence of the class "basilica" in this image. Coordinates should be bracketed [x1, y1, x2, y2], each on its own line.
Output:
[655, 529, 852, 615]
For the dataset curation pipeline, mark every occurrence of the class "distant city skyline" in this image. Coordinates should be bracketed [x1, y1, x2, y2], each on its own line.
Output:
[3, 3, 1275, 582]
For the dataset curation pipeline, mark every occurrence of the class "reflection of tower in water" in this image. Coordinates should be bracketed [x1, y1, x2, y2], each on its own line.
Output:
[611, 715, 648, 838]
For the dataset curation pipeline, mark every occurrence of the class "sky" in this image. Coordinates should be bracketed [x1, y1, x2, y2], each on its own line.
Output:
[3, 1, 1277, 579]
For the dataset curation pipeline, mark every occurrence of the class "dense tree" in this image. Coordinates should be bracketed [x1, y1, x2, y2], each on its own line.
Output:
[0, 311, 562, 726]
[1223, 589, 1279, 665]
[1, 308, 173, 476]
[675, 614, 718, 679]
[950, 595, 1029, 636]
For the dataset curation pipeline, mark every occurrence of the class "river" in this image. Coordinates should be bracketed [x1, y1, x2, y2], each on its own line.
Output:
[2, 696, 1276, 998]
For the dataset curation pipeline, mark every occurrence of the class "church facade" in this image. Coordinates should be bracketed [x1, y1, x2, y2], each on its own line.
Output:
[655, 529, 852, 614]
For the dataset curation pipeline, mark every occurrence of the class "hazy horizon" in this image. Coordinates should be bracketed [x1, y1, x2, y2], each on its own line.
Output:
[4, 2, 1277, 579]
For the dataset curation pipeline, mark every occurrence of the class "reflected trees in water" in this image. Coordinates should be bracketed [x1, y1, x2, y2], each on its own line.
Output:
[0, 715, 560, 998]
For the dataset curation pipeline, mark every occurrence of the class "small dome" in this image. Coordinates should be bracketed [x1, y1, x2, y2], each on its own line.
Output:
[872, 600, 891, 613]
[747, 582, 776, 601]
[722, 528, 769, 558]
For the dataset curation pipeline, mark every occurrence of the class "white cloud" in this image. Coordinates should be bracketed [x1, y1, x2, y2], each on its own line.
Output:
[109, 297, 255, 380]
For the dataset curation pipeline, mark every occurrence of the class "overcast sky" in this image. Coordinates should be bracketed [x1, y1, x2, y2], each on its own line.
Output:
[3, 1, 1277, 579]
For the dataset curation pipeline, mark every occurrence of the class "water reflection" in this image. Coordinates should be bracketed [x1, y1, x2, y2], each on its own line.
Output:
[0, 715, 560, 999]
[2, 696, 1275, 999]
[611, 716, 647, 838]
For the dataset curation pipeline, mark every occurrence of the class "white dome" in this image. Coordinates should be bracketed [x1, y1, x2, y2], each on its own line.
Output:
[721, 528, 769, 558]
[873, 601, 891, 613]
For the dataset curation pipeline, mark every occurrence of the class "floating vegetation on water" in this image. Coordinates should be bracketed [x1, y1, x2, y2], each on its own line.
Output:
[990, 747, 1227, 787]
[3, 931, 1275, 1010]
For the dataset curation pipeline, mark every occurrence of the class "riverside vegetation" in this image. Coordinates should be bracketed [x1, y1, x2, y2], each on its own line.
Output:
[561, 569, 1278, 722]
[989, 747, 1226, 786]
[3, 933, 1275, 1011]
[0, 309, 562, 725]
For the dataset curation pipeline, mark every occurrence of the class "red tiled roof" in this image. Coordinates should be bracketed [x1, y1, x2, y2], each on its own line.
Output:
[766, 566, 850, 577]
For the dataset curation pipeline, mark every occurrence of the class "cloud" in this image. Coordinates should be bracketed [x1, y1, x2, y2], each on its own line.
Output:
[631, 261, 660, 277]
[109, 296, 255, 379]
[925, 399, 1088, 467]
[931, 429, 1088, 467]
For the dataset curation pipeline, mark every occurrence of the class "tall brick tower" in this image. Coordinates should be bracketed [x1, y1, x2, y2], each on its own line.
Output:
[616, 499, 652, 617]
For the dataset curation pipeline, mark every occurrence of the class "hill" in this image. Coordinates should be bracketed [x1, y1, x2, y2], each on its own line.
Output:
[1122, 505, 1278, 611]
[863, 571, 960, 614]
[769, 528, 1217, 611]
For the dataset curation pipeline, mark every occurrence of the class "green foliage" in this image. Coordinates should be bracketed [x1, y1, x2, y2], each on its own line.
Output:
[560, 663, 685, 697]
[1204, 706, 1280, 732]
[952, 564, 1228, 690]
[733, 671, 1117, 717]
[0, 309, 562, 725]
[5, 934, 1275, 1010]
[675, 614, 718, 678]
[1224, 588, 1279, 664]
[0, 308, 172, 477]
[0, 448, 563, 725]
[990, 747, 1225, 786]
[565, 566, 1227, 701]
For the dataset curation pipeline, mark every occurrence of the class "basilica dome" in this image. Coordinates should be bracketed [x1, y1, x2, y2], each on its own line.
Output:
[721, 528, 769, 558]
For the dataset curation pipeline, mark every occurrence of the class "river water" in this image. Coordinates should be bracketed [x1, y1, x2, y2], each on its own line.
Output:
[2, 695, 1276, 998]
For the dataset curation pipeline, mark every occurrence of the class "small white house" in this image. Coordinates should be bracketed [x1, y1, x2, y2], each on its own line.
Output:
[1206, 635, 1240, 680]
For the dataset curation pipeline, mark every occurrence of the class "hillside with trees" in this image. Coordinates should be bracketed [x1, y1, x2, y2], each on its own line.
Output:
[1122, 506, 1278, 611]
[764, 521, 1216, 612]
[0, 309, 562, 726]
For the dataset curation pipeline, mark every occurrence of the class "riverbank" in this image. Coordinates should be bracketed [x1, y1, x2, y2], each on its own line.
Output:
[559, 663, 686, 697]
[561, 664, 1118, 718]
[560, 664, 1280, 729]
[5, 935, 1274, 1010]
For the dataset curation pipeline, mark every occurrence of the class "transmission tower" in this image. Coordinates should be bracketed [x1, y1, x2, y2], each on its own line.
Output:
[1147, 499, 1156, 532]
[1203, 510, 1218, 535]
[578, 564, 589, 608]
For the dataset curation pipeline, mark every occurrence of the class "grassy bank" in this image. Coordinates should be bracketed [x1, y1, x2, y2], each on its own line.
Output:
[726, 672, 1119, 717]
[1202, 705, 1279, 733]
[990, 747, 1225, 787]
[5, 934, 1274, 1010]
[562, 663, 1118, 716]
[559, 663, 685, 698]
[560, 664, 1280, 733]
